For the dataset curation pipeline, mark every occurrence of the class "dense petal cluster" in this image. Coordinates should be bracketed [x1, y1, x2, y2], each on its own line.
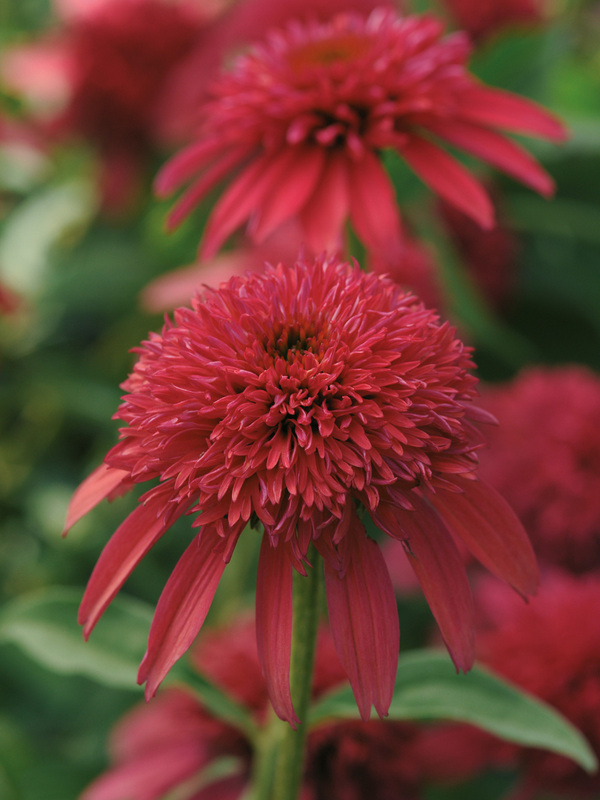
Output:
[479, 366, 600, 574]
[158, 8, 566, 258]
[473, 571, 600, 798]
[65, 254, 537, 723]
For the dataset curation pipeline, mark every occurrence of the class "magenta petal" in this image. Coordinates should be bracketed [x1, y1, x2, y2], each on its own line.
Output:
[299, 149, 349, 252]
[79, 487, 185, 637]
[154, 136, 228, 196]
[251, 146, 326, 242]
[166, 145, 253, 231]
[429, 480, 539, 597]
[458, 87, 568, 142]
[393, 496, 475, 671]
[138, 525, 231, 699]
[324, 518, 399, 720]
[256, 534, 298, 726]
[348, 150, 403, 253]
[63, 463, 130, 536]
[401, 136, 494, 229]
[426, 119, 555, 197]
[201, 148, 301, 258]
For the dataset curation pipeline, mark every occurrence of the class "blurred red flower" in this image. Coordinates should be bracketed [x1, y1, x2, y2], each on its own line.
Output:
[65, 254, 537, 724]
[158, 8, 565, 259]
[82, 618, 429, 800]
[479, 365, 600, 574]
[2, 0, 217, 209]
[474, 570, 600, 798]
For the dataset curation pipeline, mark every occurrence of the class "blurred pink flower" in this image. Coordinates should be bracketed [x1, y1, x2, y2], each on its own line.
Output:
[157, 0, 395, 143]
[473, 570, 600, 798]
[82, 617, 431, 800]
[479, 365, 600, 574]
[65, 254, 537, 724]
[157, 8, 565, 259]
[2, 0, 218, 209]
[442, 0, 545, 43]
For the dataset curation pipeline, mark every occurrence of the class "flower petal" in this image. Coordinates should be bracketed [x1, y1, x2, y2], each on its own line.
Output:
[348, 150, 403, 253]
[256, 534, 298, 726]
[458, 87, 568, 142]
[393, 496, 475, 671]
[138, 525, 232, 699]
[400, 135, 494, 229]
[79, 486, 186, 638]
[299, 149, 349, 252]
[250, 146, 326, 243]
[324, 515, 399, 720]
[63, 463, 130, 536]
[428, 479, 539, 597]
[426, 119, 555, 197]
[166, 144, 254, 231]
[201, 147, 302, 258]
[154, 136, 229, 196]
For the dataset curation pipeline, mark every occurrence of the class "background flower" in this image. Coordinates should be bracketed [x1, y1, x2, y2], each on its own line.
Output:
[158, 8, 565, 260]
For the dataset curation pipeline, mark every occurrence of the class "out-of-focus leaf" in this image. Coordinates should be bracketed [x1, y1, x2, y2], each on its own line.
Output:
[309, 650, 598, 773]
[0, 587, 152, 690]
[0, 180, 97, 294]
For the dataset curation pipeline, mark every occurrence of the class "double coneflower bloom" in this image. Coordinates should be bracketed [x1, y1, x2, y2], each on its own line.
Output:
[65, 255, 538, 724]
[157, 8, 566, 257]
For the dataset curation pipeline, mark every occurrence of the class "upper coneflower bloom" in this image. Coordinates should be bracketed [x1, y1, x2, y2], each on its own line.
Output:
[64, 254, 537, 724]
[157, 8, 566, 259]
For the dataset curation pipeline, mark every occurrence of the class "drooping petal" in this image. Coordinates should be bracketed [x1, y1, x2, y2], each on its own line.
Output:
[166, 144, 254, 231]
[250, 146, 326, 243]
[457, 86, 568, 142]
[347, 150, 403, 253]
[78, 486, 186, 637]
[256, 534, 298, 726]
[154, 136, 229, 196]
[63, 463, 130, 536]
[299, 149, 350, 252]
[428, 479, 539, 597]
[138, 525, 232, 699]
[426, 119, 555, 197]
[324, 516, 399, 720]
[400, 135, 494, 229]
[201, 147, 302, 258]
[392, 496, 475, 671]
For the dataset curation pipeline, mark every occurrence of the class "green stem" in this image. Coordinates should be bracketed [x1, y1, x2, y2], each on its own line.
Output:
[271, 547, 322, 800]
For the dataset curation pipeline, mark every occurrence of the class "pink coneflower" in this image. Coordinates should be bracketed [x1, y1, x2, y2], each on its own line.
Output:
[479, 365, 600, 574]
[64, 254, 537, 724]
[157, 8, 566, 259]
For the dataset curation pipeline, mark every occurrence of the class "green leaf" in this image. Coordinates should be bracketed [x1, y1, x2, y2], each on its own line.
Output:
[0, 587, 152, 690]
[309, 650, 598, 774]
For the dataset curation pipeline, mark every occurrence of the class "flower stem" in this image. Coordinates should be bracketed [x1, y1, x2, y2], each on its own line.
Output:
[271, 547, 322, 800]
